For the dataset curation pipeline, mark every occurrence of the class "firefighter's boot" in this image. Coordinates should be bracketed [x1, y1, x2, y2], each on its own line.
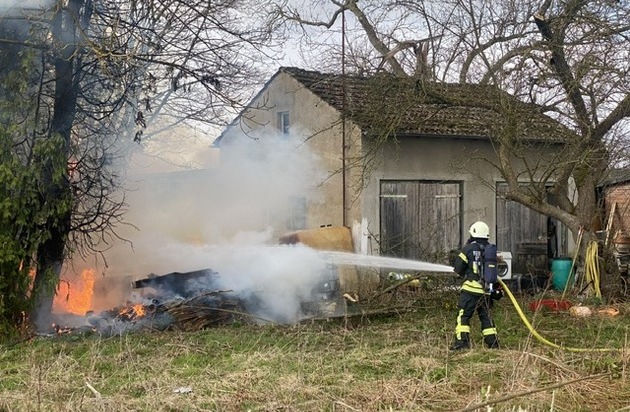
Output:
[484, 334, 499, 349]
[450, 332, 470, 351]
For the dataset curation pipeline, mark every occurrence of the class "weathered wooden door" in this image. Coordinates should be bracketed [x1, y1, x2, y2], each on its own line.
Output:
[380, 180, 461, 261]
[496, 183, 552, 275]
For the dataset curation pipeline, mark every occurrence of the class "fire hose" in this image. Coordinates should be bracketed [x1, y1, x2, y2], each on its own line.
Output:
[560, 229, 602, 300]
[583, 241, 602, 299]
[497, 278, 615, 352]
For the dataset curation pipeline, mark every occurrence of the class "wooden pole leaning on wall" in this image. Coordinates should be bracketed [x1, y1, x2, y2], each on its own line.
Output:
[604, 202, 617, 248]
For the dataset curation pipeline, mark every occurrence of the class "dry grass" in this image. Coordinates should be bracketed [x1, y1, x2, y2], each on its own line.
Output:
[2, 289, 630, 412]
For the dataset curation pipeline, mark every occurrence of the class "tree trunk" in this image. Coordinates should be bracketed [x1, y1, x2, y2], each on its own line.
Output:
[31, 223, 69, 330]
[570, 167, 625, 300]
[31, 0, 82, 331]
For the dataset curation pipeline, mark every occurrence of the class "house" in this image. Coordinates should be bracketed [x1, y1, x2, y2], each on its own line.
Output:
[216, 67, 575, 277]
[599, 168, 630, 275]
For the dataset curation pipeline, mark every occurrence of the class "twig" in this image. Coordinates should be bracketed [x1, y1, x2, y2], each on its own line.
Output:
[521, 352, 573, 374]
[85, 381, 102, 398]
[368, 274, 426, 300]
[454, 373, 609, 412]
[334, 400, 361, 411]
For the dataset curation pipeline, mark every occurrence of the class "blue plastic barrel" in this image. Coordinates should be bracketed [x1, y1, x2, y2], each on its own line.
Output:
[551, 258, 574, 291]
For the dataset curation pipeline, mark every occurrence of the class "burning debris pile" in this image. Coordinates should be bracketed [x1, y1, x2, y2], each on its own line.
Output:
[85, 292, 247, 336]
[85, 301, 174, 336]
[83, 269, 253, 336]
[45, 241, 457, 338]
[47, 244, 370, 337]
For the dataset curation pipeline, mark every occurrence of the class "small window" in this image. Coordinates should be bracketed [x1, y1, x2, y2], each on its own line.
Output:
[277, 111, 290, 135]
[287, 196, 306, 230]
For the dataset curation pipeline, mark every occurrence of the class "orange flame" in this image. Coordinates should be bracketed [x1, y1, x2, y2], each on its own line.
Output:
[133, 304, 146, 317]
[53, 268, 96, 315]
[118, 303, 146, 320]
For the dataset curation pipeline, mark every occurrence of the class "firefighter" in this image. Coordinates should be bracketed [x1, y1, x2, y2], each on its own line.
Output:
[450, 221, 501, 351]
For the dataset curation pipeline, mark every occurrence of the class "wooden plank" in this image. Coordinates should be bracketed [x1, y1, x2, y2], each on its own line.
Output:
[605, 202, 617, 247]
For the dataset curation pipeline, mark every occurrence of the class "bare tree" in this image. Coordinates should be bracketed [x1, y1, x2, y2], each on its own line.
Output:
[266, 0, 630, 294]
[269, 1, 629, 228]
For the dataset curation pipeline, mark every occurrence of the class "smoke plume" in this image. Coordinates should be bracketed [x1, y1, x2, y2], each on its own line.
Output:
[69, 126, 330, 325]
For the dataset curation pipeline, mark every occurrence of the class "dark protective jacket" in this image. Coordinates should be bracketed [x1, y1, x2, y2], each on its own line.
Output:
[453, 237, 490, 282]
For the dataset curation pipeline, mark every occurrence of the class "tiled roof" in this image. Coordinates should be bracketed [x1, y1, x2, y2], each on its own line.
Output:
[281, 67, 575, 142]
[601, 168, 630, 186]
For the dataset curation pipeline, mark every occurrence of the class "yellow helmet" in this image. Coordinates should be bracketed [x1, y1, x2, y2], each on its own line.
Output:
[469, 221, 490, 239]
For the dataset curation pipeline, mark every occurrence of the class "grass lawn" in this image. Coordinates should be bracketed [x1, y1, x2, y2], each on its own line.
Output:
[2, 286, 630, 412]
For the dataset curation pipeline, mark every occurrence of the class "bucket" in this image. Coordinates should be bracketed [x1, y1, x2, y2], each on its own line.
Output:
[551, 258, 574, 291]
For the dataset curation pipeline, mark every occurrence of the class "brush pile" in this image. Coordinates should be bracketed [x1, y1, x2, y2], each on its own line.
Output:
[160, 290, 251, 331]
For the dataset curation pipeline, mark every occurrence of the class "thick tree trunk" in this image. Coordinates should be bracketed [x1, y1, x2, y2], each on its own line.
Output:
[31, 223, 69, 330]
[31, 0, 82, 331]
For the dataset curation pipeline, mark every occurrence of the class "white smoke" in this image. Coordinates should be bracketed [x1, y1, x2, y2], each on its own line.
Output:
[158, 243, 330, 323]
[84, 126, 330, 324]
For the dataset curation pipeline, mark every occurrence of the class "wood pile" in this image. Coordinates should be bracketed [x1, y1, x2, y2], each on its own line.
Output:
[160, 290, 251, 331]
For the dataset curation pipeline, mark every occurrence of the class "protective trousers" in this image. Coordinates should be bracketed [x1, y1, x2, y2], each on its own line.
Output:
[453, 281, 499, 349]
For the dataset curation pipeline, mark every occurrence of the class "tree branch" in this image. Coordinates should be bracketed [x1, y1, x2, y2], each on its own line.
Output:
[273, 0, 347, 29]
[460, 34, 526, 83]
[593, 94, 630, 141]
[479, 44, 540, 85]
[344, 0, 407, 76]
[533, 10, 591, 136]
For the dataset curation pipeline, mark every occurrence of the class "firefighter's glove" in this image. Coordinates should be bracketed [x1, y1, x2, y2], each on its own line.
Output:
[490, 289, 503, 301]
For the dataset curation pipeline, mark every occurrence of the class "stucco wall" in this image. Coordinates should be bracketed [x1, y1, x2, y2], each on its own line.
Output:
[360, 135, 555, 248]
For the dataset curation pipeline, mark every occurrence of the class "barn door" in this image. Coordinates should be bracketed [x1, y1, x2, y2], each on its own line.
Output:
[380, 180, 461, 261]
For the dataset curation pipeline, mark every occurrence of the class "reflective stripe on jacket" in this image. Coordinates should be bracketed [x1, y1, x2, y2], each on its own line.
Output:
[460, 280, 485, 295]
